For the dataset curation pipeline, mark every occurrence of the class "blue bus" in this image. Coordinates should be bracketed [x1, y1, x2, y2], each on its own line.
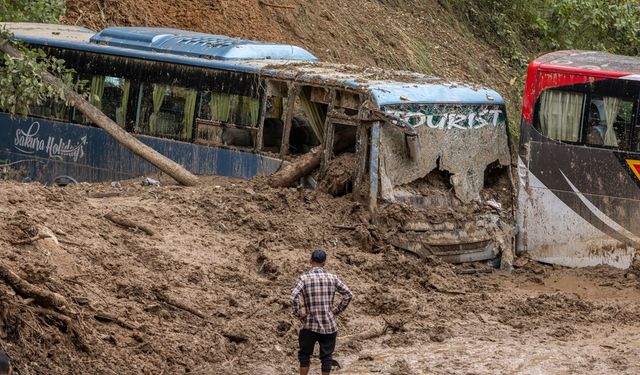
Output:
[1, 23, 513, 263]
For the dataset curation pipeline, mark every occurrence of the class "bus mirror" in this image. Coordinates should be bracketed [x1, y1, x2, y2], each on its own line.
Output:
[405, 133, 420, 160]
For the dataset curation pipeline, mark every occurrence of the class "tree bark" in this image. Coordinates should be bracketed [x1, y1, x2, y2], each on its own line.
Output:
[104, 213, 157, 236]
[0, 37, 199, 186]
[269, 146, 322, 188]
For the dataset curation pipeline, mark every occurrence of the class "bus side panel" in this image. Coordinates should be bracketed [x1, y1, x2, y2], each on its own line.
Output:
[518, 128, 639, 268]
[1, 113, 285, 184]
[518, 156, 636, 268]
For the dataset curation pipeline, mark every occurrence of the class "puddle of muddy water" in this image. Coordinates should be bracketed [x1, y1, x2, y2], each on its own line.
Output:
[334, 323, 640, 375]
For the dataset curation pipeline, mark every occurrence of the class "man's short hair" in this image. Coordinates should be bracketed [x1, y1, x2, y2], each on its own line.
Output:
[311, 249, 327, 263]
[0, 351, 10, 374]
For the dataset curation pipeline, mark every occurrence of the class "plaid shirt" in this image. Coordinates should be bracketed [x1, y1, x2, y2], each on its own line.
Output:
[290, 267, 353, 334]
[291, 267, 353, 334]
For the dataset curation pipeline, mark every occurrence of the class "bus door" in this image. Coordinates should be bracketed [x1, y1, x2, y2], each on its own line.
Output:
[518, 70, 640, 268]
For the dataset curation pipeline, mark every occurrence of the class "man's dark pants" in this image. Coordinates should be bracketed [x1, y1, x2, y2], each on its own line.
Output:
[298, 329, 337, 373]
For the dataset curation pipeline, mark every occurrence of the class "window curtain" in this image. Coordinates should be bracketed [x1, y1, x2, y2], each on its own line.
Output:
[299, 88, 325, 142]
[90, 75, 105, 111]
[209, 92, 233, 123]
[539, 90, 583, 142]
[182, 90, 197, 139]
[271, 97, 283, 119]
[118, 80, 131, 128]
[603, 96, 620, 147]
[151, 84, 167, 134]
[239, 96, 260, 126]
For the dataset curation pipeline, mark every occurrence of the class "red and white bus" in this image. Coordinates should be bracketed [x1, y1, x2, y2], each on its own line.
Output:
[518, 50, 640, 268]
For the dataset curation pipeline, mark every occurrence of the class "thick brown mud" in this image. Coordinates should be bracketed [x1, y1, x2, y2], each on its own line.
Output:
[0, 177, 638, 374]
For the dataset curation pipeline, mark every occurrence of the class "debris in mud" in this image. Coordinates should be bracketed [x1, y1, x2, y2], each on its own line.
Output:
[142, 177, 161, 186]
[375, 163, 514, 265]
[318, 153, 355, 196]
[389, 359, 416, 375]
[0, 179, 639, 374]
[427, 325, 452, 343]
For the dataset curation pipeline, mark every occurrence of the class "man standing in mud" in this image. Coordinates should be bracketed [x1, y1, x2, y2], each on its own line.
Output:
[290, 249, 353, 375]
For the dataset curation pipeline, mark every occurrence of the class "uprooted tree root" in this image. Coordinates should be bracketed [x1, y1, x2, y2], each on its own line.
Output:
[0, 264, 92, 355]
[0, 262, 69, 312]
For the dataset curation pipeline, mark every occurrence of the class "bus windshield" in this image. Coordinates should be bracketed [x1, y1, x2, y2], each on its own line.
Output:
[381, 103, 510, 202]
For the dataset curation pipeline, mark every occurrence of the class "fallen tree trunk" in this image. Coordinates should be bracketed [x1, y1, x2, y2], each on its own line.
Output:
[104, 213, 157, 236]
[338, 322, 390, 346]
[338, 316, 407, 345]
[269, 146, 322, 188]
[155, 289, 209, 320]
[94, 311, 139, 330]
[10, 233, 51, 245]
[269, 130, 354, 188]
[0, 37, 199, 187]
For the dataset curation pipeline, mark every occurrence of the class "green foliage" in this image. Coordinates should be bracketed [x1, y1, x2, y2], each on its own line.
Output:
[0, 32, 77, 115]
[0, 0, 66, 23]
[445, 0, 545, 66]
[542, 0, 640, 56]
[447, 0, 640, 66]
[0, 0, 78, 116]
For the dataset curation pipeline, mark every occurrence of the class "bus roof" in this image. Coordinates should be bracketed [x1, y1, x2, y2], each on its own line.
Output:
[532, 50, 640, 77]
[90, 26, 319, 62]
[4, 23, 504, 107]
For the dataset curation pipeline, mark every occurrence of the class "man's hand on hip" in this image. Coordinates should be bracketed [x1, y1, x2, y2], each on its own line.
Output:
[299, 312, 308, 323]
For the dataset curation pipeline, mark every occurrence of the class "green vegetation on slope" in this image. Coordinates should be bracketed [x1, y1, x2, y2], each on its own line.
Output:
[0, 0, 79, 116]
[0, 0, 65, 23]
[446, 0, 640, 65]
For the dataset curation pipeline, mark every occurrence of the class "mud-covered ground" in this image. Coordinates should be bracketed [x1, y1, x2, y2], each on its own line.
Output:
[0, 177, 639, 374]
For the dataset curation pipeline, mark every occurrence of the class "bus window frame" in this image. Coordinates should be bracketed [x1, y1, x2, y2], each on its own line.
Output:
[580, 92, 637, 150]
[533, 83, 640, 151]
[193, 89, 263, 149]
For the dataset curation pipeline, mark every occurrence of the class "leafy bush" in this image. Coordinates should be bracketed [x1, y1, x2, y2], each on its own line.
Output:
[0, 0, 77, 116]
[0, 40, 75, 115]
[444, 0, 546, 66]
[542, 0, 640, 56]
[0, 0, 66, 23]
[446, 0, 640, 66]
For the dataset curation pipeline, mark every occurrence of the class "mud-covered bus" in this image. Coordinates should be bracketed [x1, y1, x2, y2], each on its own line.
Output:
[518, 50, 640, 268]
[2, 23, 513, 264]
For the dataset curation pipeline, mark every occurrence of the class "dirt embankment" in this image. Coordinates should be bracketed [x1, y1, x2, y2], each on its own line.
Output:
[0, 178, 639, 374]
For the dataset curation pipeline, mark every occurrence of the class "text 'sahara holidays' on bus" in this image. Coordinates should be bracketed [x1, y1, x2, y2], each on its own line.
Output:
[1, 23, 514, 265]
[518, 50, 640, 268]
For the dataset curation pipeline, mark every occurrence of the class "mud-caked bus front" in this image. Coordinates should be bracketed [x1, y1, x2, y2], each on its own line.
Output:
[370, 84, 514, 264]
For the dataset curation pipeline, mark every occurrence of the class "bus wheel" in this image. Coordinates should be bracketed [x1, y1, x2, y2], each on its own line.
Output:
[51, 175, 78, 187]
